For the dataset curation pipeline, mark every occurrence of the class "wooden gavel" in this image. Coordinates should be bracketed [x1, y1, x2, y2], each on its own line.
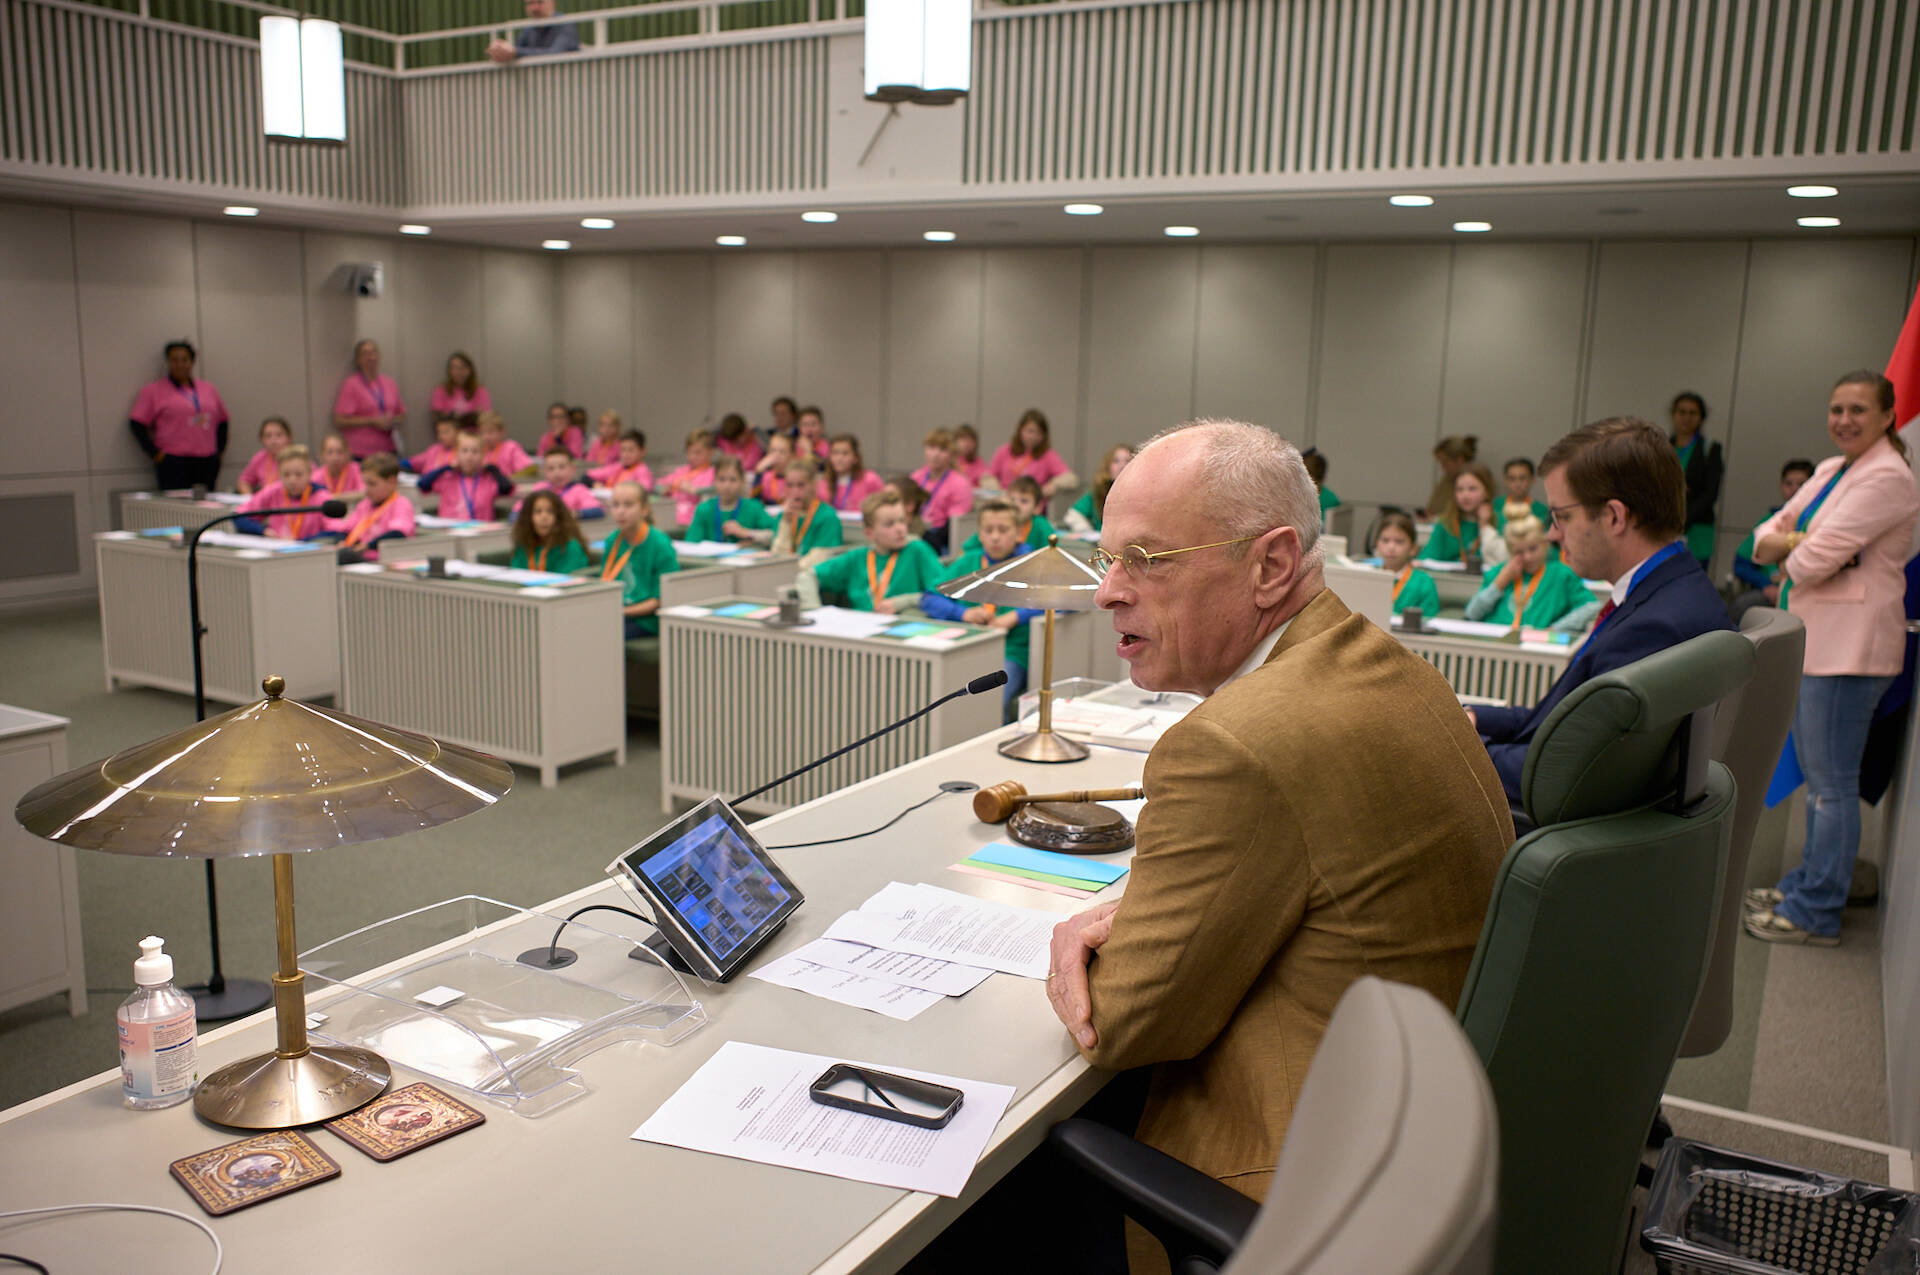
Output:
[972, 780, 1145, 824]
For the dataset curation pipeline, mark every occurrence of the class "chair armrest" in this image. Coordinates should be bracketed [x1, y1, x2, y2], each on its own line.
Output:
[1048, 1119, 1259, 1266]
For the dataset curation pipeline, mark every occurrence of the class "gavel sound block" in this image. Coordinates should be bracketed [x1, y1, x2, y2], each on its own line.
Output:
[973, 781, 1145, 856]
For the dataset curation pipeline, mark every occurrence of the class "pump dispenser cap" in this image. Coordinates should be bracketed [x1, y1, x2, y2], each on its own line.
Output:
[133, 935, 174, 986]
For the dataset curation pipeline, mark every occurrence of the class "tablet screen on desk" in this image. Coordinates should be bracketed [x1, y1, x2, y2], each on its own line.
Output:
[606, 798, 803, 983]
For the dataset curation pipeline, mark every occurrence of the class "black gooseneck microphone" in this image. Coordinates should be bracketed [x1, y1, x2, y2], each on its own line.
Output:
[730, 669, 1008, 807]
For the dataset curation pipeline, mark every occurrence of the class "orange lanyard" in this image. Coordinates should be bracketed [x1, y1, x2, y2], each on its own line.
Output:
[283, 493, 314, 540]
[1392, 565, 1412, 603]
[345, 494, 396, 547]
[792, 502, 819, 546]
[601, 534, 637, 580]
[1012, 454, 1030, 475]
[1457, 518, 1475, 562]
[531, 544, 550, 572]
[866, 549, 898, 602]
[1510, 569, 1541, 624]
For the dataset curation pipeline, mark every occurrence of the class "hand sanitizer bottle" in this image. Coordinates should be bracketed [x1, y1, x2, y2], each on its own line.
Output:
[118, 936, 198, 1110]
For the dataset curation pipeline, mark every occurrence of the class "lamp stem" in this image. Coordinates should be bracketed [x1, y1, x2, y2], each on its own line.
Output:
[271, 853, 310, 1059]
[1037, 608, 1057, 736]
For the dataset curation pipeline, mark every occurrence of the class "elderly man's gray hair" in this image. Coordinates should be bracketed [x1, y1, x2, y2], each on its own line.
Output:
[1137, 419, 1324, 571]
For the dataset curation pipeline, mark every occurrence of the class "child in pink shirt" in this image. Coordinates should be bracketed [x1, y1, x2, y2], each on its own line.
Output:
[477, 412, 535, 476]
[585, 411, 623, 468]
[239, 446, 331, 540]
[909, 427, 976, 554]
[715, 413, 764, 471]
[952, 423, 987, 485]
[796, 406, 831, 461]
[237, 417, 292, 494]
[755, 432, 795, 504]
[418, 432, 515, 521]
[315, 432, 365, 497]
[986, 409, 1073, 503]
[591, 430, 654, 490]
[827, 434, 885, 513]
[658, 429, 718, 526]
[535, 402, 585, 459]
[411, 417, 461, 474]
[326, 453, 415, 561]
[515, 448, 604, 521]
[428, 352, 490, 420]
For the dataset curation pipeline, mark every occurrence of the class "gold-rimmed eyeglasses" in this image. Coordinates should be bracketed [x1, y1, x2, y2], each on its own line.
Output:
[1089, 535, 1262, 577]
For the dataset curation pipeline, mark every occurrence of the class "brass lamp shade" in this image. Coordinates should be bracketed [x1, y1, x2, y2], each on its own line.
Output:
[14, 676, 513, 1129]
[939, 538, 1105, 764]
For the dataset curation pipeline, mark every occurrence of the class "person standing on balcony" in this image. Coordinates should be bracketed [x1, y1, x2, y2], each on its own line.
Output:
[488, 0, 580, 63]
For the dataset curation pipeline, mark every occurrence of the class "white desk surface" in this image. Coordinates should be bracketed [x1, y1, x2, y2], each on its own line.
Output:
[0, 729, 1141, 1275]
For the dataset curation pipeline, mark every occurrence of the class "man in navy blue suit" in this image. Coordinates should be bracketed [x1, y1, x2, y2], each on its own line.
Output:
[1472, 417, 1735, 802]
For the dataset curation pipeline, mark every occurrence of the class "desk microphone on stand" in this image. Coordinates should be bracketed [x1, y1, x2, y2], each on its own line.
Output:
[181, 500, 347, 1020]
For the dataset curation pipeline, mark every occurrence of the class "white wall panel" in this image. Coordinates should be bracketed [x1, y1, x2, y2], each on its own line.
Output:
[1724, 239, 1919, 532]
[711, 254, 798, 437]
[1192, 245, 1317, 443]
[557, 256, 634, 432]
[983, 249, 1089, 474]
[1085, 248, 1198, 472]
[72, 210, 198, 479]
[396, 240, 485, 455]
[0, 204, 86, 478]
[884, 250, 983, 476]
[1314, 244, 1452, 506]
[192, 223, 308, 482]
[1440, 242, 1592, 491]
[1582, 241, 1749, 429]
[630, 254, 712, 444]
[479, 250, 559, 438]
[303, 233, 405, 456]
[796, 253, 886, 448]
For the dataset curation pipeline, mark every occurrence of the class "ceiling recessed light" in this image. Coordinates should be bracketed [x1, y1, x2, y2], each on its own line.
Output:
[716, 235, 747, 247]
[1063, 203, 1104, 216]
[1163, 226, 1199, 237]
[1797, 216, 1841, 228]
[1388, 194, 1434, 207]
[580, 217, 614, 230]
[922, 230, 957, 242]
[1787, 185, 1839, 199]
[801, 211, 838, 224]
[1452, 221, 1493, 233]
[223, 206, 259, 217]
[541, 239, 572, 250]
[399, 224, 431, 236]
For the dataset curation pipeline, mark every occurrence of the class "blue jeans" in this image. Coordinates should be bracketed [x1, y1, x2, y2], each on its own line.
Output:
[1003, 660, 1028, 725]
[1775, 674, 1893, 937]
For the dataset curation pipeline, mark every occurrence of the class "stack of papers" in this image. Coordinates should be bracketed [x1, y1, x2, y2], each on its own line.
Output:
[801, 607, 897, 639]
[749, 936, 992, 1021]
[633, 1041, 1014, 1197]
[415, 514, 499, 530]
[195, 530, 322, 553]
[673, 539, 749, 558]
[712, 602, 778, 620]
[1027, 697, 1189, 751]
[951, 841, 1128, 899]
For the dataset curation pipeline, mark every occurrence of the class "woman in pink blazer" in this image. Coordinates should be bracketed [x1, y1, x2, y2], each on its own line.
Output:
[1746, 369, 1920, 946]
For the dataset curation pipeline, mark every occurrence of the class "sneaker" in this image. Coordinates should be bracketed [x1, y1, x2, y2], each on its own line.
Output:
[1743, 886, 1783, 913]
[1743, 908, 1839, 947]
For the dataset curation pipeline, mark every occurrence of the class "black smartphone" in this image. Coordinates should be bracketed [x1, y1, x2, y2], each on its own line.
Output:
[808, 1064, 964, 1130]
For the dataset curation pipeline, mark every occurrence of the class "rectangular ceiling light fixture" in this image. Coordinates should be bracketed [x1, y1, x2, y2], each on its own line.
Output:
[260, 17, 346, 142]
[865, 0, 971, 104]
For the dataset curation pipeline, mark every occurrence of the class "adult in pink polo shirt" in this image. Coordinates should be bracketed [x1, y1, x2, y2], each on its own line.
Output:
[128, 339, 229, 489]
[333, 339, 407, 459]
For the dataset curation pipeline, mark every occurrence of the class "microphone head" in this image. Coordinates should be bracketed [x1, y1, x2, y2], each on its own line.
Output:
[966, 670, 1011, 695]
[320, 499, 349, 518]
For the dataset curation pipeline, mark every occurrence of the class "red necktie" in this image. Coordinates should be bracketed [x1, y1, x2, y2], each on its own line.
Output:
[1596, 598, 1616, 624]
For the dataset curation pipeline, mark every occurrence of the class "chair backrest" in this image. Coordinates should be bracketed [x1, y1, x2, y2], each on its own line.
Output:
[1222, 978, 1498, 1275]
[1681, 607, 1807, 1056]
[1460, 630, 1756, 1275]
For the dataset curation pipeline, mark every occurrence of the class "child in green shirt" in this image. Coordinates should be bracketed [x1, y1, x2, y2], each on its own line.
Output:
[748, 456, 845, 566]
[1465, 514, 1589, 630]
[686, 455, 776, 544]
[800, 489, 944, 613]
[963, 475, 1054, 555]
[1303, 447, 1339, 518]
[922, 500, 1044, 722]
[1063, 444, 1134, 534]
[1375, 512, 1440, 618]
[510, 489, 589, 574]
[593, 480, 680, 638]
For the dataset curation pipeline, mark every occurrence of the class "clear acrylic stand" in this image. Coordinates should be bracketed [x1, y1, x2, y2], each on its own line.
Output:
[300, 895, 706, 1117]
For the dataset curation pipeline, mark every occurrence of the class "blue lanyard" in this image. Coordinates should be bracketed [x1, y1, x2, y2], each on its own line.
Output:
[1588, 540, 1688, 643]
[364, 375, 386, 414]
[175, 380, 200, 414]
[1794, 465, 1850, 533]
[457, 474, 481, 518]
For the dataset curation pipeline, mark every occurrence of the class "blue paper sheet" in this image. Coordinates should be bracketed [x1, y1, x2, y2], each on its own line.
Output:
[1765, 732, 1803, 808]
[969, 841, 1128, 885]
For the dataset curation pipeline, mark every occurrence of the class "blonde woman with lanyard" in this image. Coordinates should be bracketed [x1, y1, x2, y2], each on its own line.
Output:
[596, 481, 680, 638]
[1745, 370, 1920, 947]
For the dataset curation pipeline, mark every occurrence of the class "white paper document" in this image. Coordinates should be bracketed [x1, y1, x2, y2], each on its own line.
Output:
[800, 607, 896, 639]
[824, 883, 1057, 979]
[633, 1041, 1014, 1197]
[672, 539, 747, 558]
[748, 953, 944, 1021]
[782, 937, 994, 997]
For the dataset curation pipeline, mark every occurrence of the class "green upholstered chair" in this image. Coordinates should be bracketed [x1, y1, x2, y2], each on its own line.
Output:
[1048, 978, 1498, 1275]
[1456, 629, 1756, 1275]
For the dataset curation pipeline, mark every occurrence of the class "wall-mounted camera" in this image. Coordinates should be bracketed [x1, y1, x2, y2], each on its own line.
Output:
[347, 262, 384, 298]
